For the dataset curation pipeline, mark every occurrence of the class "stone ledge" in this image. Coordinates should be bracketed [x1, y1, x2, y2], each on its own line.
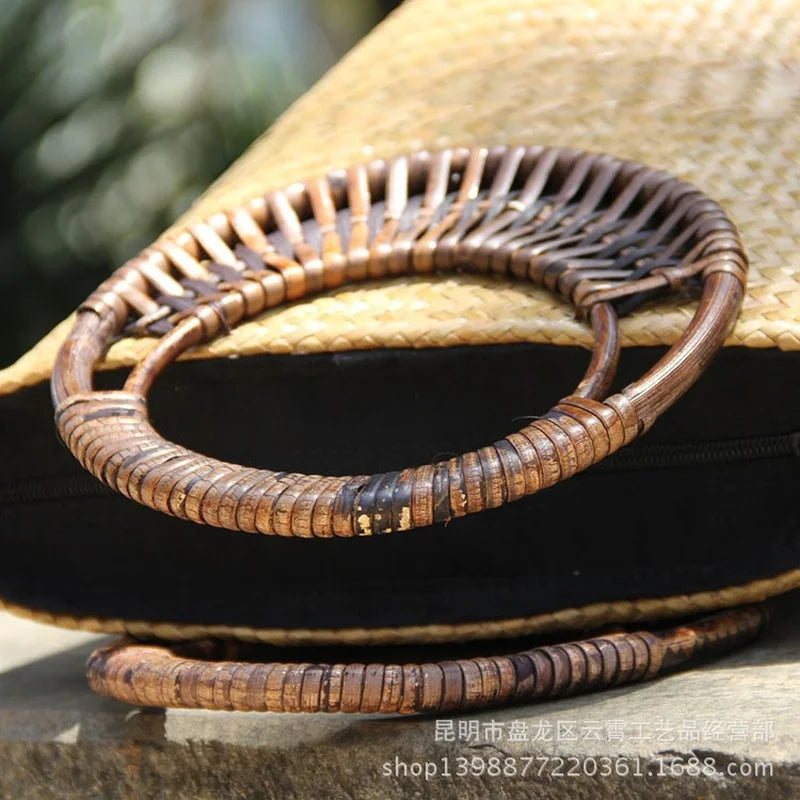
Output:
[2, 593, 800, 799]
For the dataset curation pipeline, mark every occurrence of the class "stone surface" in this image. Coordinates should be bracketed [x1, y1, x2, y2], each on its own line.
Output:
[2, 594, 800, 799]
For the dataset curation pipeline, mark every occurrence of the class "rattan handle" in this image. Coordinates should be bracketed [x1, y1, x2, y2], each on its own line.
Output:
[52, 146, 747, 536]
[54, 302, 632, 535]
[86, 605, 766, 713]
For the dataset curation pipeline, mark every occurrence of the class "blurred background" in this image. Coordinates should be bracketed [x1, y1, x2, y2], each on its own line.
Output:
[0, 0, 399, 367]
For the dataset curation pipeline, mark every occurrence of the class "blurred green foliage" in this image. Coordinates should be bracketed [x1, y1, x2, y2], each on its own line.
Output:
[0, 0, 392, 366]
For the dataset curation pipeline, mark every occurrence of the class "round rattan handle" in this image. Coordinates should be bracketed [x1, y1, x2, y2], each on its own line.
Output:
[86, 605, 767, 713]
[54, 302, 631, 536]
[52, 146, 747, 536]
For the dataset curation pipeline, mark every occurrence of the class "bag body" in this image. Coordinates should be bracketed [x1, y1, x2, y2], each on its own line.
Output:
[1, 0, 798, 711]
[3, 340, 799, 644]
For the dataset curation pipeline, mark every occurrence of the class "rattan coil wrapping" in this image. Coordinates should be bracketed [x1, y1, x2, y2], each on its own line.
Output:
[51, 146, 745, 535]
[87, 605, 767, 714]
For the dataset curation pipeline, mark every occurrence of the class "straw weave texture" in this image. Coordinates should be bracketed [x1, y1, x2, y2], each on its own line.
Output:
[2, 0, 799, 396]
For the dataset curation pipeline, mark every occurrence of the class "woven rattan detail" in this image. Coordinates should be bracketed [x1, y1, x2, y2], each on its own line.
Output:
[51, 146, 746, 537]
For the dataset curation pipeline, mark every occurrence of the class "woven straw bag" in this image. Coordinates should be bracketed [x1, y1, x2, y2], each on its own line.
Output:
[1, 0, 798, 714]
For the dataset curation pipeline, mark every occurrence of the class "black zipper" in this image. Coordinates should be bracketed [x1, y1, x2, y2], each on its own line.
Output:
[596, 431, 800, 471]
[1, 431, 798, 506]
[0, 474, 112, 505]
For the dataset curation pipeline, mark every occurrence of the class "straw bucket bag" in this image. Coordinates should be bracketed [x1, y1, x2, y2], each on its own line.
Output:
[2, 0, 798, 714]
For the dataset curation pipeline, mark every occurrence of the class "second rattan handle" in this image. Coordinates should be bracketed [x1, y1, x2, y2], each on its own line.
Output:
[86, 605, 767, 713]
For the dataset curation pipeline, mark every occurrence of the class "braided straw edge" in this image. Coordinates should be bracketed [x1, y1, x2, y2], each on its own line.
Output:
[4, 566, 798, 646]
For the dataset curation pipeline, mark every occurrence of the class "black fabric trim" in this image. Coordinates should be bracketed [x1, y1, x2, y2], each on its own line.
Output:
[1, 342, 798, 630]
